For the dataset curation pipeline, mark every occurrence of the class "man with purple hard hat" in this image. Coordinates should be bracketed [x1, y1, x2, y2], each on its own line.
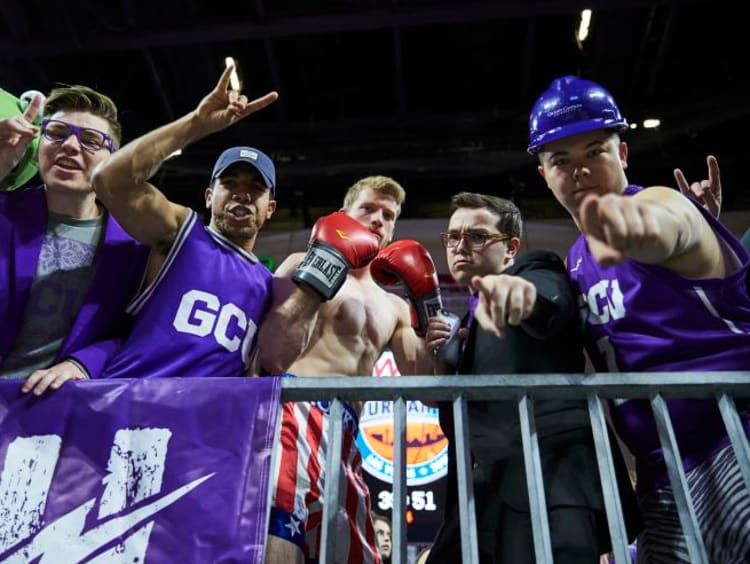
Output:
[94, 67, 280, 380]
[518, 74, 750, 562]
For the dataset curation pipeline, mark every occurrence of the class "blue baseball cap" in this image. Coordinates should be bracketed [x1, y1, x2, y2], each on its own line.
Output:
[210, 146, 276, 196]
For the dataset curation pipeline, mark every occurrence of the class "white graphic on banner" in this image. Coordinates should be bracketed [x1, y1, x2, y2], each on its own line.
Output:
[0, 428, 213, 563]
[0, 435, 62, 553]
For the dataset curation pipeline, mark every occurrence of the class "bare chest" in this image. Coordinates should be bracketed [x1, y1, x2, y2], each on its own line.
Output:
[321, 280, 396, 349]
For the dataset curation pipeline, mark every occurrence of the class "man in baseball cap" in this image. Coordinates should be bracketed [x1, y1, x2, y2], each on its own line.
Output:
[211, 145, 276, 197]
[92, 66, 281, 382]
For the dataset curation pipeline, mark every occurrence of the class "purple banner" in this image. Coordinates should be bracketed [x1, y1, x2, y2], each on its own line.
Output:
[0, 377, 280, 563]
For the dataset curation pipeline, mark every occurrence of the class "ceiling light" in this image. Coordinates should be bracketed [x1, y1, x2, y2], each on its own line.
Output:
[642, 119, 661, 129]
[577, 10, 592, 43]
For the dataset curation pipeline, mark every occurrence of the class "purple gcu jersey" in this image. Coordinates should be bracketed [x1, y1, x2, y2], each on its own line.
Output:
[103, 211, 272, 380]
[567, 185, 750, 489]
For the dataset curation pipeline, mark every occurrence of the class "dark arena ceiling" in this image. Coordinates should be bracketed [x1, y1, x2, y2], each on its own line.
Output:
[2, 0, 746, 228]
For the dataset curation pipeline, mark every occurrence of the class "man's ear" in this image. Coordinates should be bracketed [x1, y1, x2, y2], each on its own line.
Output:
[204, 187, 212, 209]
[537, 163, 547, 183]
[506, 236, 522, 258]
[620, 141, 629, 170]
[266, 199, 277, 219]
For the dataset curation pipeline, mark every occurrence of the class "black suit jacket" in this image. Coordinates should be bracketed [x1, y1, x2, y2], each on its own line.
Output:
[459, 250, 589, 462]
[428, 250, 641, 563]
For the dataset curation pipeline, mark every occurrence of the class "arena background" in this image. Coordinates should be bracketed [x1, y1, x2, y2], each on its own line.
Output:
[1, 0, 746, 230]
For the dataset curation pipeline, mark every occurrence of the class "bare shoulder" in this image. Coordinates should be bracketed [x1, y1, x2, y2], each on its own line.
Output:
[635, 185, 688, 205]
[634, 185, 708, 227]
[355, 278, 407, 315]
[382, 288, 407, 307]
[153, 202, 192, 254]
[638, 185, 713, 227]
[640, 186, 725, 276]
[381, 288, 411, 321]
[267, 252, 306, 307]
[274, 252, 306, 278]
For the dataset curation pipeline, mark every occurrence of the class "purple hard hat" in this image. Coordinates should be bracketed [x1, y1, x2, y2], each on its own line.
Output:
[527, 75, 628, 155]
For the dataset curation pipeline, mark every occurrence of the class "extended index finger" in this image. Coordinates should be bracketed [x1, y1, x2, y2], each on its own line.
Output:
[471, 276, 505, 337]
[706, 155, 720, 187]
[579, 194, 608, 242]
[470, 275, 494, 303]
[22, 93, 43, 124]
[673, 167, 690, 195]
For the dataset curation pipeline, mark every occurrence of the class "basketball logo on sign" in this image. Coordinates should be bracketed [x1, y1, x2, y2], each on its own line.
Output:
[358, 351, 448, 485]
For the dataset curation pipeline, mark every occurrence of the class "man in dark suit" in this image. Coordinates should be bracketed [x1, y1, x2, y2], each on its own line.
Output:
[424, 192, 639, 563]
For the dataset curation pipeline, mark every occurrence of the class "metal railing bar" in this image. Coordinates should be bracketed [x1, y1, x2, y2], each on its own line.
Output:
[650, 393, 708, 564]
[518, 394, 553, 563]
[453, 395, 480, 563]
[274, 375, 750, 563]
[279, 373, 750, 402]
[716, 392, 750, 494]
[587, 393, 630, 564]
[320, 398, 344, 564]
[392, 397, 407, 564]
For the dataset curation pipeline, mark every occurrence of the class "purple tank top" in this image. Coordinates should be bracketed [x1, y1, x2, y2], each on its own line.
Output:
[103, 211, 273, 379]
[567, 185, 750, 489]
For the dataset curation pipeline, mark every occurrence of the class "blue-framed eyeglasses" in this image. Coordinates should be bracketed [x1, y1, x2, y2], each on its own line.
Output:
[41, 118, 116, 154]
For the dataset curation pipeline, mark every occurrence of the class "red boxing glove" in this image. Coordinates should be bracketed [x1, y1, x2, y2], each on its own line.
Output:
[293, 211, 379, 300]
[371, 240, 451, 335]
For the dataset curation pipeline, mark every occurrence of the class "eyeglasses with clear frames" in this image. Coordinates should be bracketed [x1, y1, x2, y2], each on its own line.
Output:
[440, 230, 511, 251]
[41, 119, 116, 154]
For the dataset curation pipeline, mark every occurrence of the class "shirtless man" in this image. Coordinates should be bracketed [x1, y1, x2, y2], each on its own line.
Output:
[257, 175, 438, 564]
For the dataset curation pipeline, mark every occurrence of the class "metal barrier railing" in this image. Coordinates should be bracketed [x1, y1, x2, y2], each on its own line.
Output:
[276, 372, 750, 564]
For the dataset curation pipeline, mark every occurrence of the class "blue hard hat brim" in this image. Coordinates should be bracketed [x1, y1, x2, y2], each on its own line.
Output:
[527, 118, 628, 155]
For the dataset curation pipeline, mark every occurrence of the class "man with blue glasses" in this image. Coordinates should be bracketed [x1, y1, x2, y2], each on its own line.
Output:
[0, 85, 147, 393]
[40, 118, 117, 154]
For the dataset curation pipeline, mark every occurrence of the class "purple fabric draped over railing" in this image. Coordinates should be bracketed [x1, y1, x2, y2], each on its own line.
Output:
[0, 377, 280, 563]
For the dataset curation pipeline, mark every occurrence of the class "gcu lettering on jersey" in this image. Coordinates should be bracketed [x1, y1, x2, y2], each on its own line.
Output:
[104, 211, 272, 380]
[173, 289, 258, 364]
[582, 278, 625, 325]
[0, 428, 212, 561]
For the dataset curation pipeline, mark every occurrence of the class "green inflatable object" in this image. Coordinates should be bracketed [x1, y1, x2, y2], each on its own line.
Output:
[0, 87, 44, 192]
